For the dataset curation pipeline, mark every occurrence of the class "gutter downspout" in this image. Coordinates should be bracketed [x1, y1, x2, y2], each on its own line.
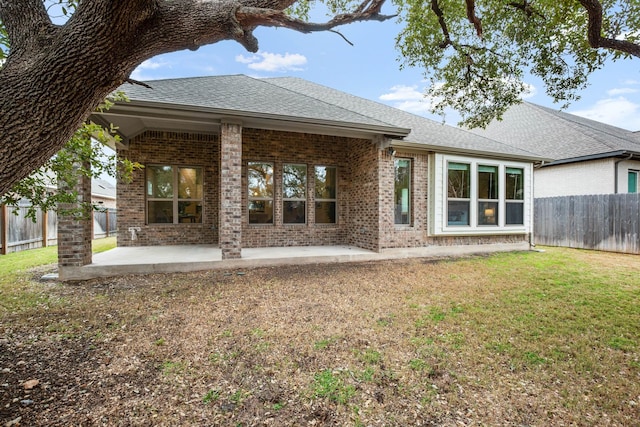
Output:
[614, 153, 633, 193]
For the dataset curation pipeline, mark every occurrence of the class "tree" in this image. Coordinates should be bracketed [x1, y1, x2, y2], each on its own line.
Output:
[394, 0, 640, 127]
[0, 1, 639, 196]
[0, 94, 140, 220]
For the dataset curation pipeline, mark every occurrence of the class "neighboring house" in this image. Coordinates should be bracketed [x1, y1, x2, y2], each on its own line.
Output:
[91, 178, 116, 209]
[56, 74, 546, 274]
[470, 102, 640, 198]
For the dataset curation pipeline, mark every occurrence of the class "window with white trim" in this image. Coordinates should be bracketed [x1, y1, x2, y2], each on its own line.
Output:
[248, 162, 274, 224]
[146, 165, 203, 224]
[436, 154, 531, 235]
[477, 165, 499, 226]
[447, 162, 470, 226]
[315, 166, 337, 224]
[505, 167, 524, 225]
[283, 164, 307, 224]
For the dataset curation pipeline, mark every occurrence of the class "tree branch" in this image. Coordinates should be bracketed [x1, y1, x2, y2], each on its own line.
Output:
[465, 0, 482, 38]
[235, 0, 393, 36]
[579, 0, 640, 58]
[430, 0, 452, 48]
[0, 0, 52, 54]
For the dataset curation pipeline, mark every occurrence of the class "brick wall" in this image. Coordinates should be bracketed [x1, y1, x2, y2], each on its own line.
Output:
[117, 131, 218, 247]
[58, 163, 92, 267]
[219, 122, 242, 259]
[347, 139, 380, 251]
[117, 128, 527, 251]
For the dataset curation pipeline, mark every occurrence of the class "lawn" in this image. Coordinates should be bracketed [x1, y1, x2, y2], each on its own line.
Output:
[0, 244, 639, 426]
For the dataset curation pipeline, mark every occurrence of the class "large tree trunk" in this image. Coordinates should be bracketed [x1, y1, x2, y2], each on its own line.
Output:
[0, 0, 389, 196]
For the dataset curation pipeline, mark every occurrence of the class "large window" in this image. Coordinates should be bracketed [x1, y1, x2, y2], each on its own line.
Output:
[436, 154, 530, 235]
[394, 159, 411, 225]
[147, 166, 203, 224]
[248, 162, 274, 224]
[477, 165, 498, 226]
[315, 166, 337, 224]
[505, 167, 524, 225]
[447, 162, 470, 226]
[629, 170, 639, 193]
[283, 164, 307, 224]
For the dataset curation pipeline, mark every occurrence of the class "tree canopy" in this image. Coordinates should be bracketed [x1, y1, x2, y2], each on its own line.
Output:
[0, 0, 639, 195]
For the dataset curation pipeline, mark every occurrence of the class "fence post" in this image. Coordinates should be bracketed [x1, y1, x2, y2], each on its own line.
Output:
[1, 204, 7, 255]
[42, 209, 48, 248]
[105, 209, 110, 238]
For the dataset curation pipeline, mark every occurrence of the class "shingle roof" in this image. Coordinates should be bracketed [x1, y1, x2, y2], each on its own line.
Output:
[120, 75, 399, 132]
[118, 75, 543, 160]
[265, 77, 543, 160]
[470, 102, 640, 163]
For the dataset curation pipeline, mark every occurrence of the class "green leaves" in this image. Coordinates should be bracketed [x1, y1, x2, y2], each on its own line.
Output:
[394, 0, 629, 127]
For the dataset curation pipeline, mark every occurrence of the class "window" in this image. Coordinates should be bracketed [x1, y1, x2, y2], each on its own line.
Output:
[147, 166, 203, 224]
[629, 170, 639, 193]
[477, 165, 498, 226]
[315, 166, 337, 224]
[283, 164, 307, 224]
[505, 167, 524, 225]
[447, 162, 470, 226]
[394, 159, 411, 224]
[248, 162, 274, 224]
[435, 154, 530, 235]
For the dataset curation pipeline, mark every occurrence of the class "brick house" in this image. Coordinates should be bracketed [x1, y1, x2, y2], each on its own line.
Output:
[58, 75, 544, 278]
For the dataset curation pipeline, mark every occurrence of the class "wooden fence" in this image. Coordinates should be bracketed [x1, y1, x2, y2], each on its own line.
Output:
[0, 203, 117, 255]
[534, 193, 640, 254]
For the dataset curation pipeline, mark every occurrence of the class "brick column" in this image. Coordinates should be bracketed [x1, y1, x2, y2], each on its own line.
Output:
[58, 163, 93, 270]
[219, 121, 243, 259]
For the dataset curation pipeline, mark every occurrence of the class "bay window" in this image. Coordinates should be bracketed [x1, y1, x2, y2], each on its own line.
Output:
[436, 154, 531, 235]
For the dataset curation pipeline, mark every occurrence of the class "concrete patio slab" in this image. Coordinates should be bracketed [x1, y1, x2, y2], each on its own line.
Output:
[56, 242, 531, 281]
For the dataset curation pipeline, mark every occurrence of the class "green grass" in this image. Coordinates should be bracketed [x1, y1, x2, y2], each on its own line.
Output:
[0, 237, 116, 312]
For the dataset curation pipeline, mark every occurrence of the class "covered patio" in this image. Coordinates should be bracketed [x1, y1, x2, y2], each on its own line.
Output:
[57, 242, 530, 280]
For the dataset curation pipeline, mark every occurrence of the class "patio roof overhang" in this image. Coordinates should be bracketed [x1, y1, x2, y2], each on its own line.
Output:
[91, 100, 411, 148]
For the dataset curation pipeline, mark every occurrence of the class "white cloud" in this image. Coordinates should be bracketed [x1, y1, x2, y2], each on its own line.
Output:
[235, 52, 307, 73]
[607, 87, 638, 96]
[379, 84, 436, 116]
[570, 97, 640, 130]
[130, 59, 170, 80]
[379, 85, 424, 102]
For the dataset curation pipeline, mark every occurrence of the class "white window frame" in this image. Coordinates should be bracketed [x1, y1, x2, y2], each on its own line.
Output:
[432, 154, 532, 236]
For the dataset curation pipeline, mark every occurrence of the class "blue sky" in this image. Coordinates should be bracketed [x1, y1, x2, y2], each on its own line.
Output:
[128, 11, 640, 131]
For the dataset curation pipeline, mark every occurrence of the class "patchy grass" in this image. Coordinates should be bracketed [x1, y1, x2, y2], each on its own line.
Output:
[0, 237, 116, 313]
[0, 246, 639, 426]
